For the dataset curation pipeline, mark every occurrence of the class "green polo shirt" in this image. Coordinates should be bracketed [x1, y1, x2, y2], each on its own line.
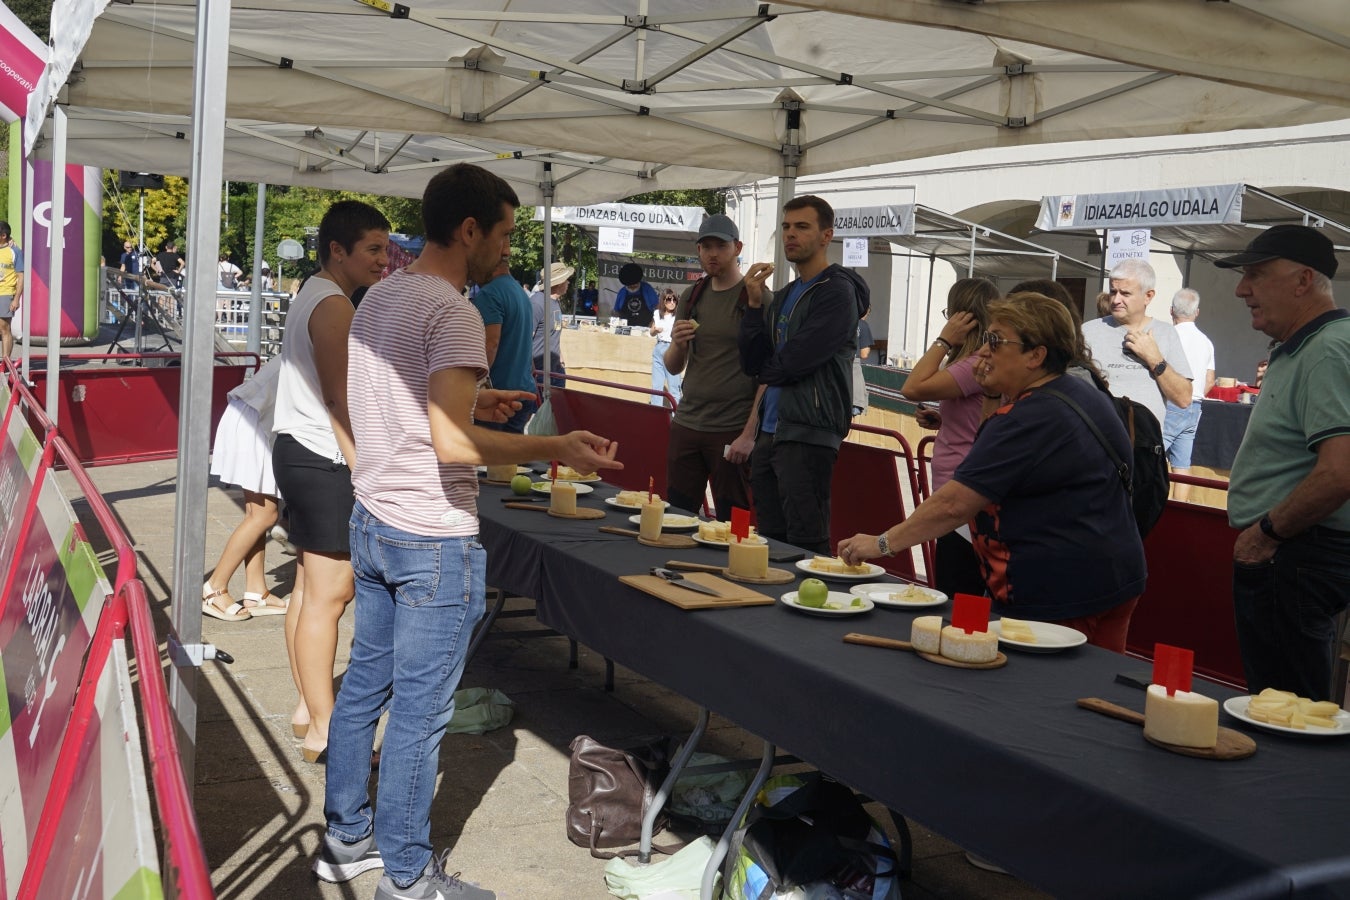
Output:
[1229, 309, 1350, 531]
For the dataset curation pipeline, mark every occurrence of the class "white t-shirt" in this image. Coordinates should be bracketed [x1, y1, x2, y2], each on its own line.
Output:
[1081, 315, 1193, 425]
[273, 275, 348, 460]
[1173, 320, 1215, 401]
[653, 310, 677, 342]
[348, 269, 488, 538]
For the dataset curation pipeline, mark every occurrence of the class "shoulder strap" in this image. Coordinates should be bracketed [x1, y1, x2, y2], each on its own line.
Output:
[684, 276, 710, 320]
[1041, 388, 1132, 495]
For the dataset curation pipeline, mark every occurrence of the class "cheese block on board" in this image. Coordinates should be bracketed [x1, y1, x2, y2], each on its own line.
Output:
[809, 555, 871, 575]
[1143, 684, 1219, 748]
[727, 540, 769, 578]
[911, 616, 942, 654]
[550, 482, 577, 515]
[617, 489, 661, 506]
[940, 625, 999, 664]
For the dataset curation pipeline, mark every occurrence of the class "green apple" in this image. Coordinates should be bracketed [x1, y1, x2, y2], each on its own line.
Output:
[798, 578, 829, 608]
[510, 474, 533, 495]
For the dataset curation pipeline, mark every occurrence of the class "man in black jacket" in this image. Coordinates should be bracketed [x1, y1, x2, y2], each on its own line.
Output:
[739, 195, 869, 552]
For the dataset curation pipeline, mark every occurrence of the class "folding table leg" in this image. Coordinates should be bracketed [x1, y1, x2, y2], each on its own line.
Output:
[605, 657, 615, 692]
[464, 586, 507, 666]
[887, 808, 914, 879]
[640, 706, 710, 863]
[568, 638, 579, 669]
[702, 740, 775, 900]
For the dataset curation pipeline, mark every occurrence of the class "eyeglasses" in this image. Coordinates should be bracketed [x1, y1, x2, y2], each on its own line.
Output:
[980, 332, 1025, 351]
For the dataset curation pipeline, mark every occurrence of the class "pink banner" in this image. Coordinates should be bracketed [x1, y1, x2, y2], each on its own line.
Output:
[0, 8, 45, 124]
[24, 161, 97, 339]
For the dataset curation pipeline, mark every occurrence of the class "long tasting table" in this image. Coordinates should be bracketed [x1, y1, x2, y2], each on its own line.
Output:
[476, 479, 1350, 899]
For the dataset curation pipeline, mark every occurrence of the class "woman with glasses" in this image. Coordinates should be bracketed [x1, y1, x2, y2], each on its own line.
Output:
[900, 278, 999, 597]
[649, 288, 683, 406]
[840, 293, 1145, 651]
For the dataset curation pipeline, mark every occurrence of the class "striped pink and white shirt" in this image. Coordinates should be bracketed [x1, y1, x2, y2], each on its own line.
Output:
[348, 268, 487, 537]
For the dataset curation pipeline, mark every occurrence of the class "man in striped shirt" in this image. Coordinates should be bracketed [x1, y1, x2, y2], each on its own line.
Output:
[316, 163, 621, 900]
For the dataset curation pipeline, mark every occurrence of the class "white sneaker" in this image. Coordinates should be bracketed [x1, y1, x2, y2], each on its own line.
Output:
[373, 851, 494, 899]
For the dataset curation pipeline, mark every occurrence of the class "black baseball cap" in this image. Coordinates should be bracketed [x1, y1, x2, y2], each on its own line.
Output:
[1214, 224, 1338, 279]
[697, 214, 739, 243]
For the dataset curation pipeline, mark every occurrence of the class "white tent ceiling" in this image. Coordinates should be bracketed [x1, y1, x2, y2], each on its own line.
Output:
[47, 0, 1350, 190]
[791, 1, 1350, 108]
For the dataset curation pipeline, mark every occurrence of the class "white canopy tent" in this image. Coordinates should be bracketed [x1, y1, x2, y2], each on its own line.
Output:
[23, 0, 1350, 788]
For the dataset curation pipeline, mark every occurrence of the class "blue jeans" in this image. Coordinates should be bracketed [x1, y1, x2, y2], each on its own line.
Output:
[1232, 525, 1350, 701]
[1162, 400, 1203, 467]
[325, 502, 487, 885]
[651, 341, 682, 406]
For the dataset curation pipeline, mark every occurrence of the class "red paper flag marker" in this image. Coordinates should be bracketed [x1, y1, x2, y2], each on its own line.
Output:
[648, 476, 654, 505]
[1153, 643, 1194, 697]
[951, 593, 990, 634]
[729, 507, 751, 544]
[550, 460, 558, 483]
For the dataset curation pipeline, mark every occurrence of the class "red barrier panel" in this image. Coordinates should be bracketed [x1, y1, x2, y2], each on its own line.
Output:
[1128, 480, 1244, 688]
[547, 378, 675, 496]
[831, 425, 934, 584]
[26, 352, 257, 466]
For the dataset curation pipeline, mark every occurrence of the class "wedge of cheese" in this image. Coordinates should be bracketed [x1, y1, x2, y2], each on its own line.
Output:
[1143, 684, 1219, 748]
[911, 616, 942, 654]
[940, 625, 999, 664]
[998, 617, 1037, 644]
[809, 555, 870, 575]
[727, 540, 769, 578]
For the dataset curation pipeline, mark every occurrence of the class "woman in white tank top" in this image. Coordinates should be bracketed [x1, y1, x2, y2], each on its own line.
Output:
[270, 200, 390, 762]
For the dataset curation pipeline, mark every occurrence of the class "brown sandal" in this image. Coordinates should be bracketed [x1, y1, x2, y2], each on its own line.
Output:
[202, 584, 252, 622]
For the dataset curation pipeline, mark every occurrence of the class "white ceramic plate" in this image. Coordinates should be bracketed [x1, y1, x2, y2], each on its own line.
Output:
[850, 583, 948, 608]
[795, 558, 885, 581]
[604, 496, 671, 511]
[987, 619, 1086, 652]
[1223, 696, 1350, 737]
[780, 591, 874, 617]
[628, 513, 700, 530]
[531, 482, 595, 495]
[691, 533, 767, 547]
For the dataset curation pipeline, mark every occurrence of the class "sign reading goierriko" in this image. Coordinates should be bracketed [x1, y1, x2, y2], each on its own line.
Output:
[1037, 184, 1244, 231]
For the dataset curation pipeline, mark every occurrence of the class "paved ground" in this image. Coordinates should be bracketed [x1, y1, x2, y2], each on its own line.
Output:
[64, 457, 1051, 900]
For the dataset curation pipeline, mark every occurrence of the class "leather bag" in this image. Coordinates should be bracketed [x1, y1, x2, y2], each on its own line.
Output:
[566, 735, 672, 859]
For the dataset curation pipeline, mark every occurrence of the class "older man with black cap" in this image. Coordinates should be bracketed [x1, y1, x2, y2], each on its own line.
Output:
[1216, 224, 1350, 701]
[662, 213, 760, 518]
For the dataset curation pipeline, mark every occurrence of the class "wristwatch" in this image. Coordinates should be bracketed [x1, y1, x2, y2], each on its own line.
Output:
[876, 532, 896, 557]
[1149, 360, 1167, 379]
[1258, 514, 1287, 543]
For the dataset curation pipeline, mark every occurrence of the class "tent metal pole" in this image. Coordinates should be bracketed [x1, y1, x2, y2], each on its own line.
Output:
[45, 106, 66, 425]
[541, 162, 554, 400]
[1051, 255, 1059, 280]
[774, 103, 801, 287]
[20, 125, 35, 383]
[919, 252, 935, 363]
[168, 0, 232, 796]
[967, 224, 976, 277]
[247, 182, 266, 354]
[1183, 249, 1193, 287]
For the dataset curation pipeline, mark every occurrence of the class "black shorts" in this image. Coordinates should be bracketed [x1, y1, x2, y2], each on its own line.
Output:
[271, 433, 354, 555]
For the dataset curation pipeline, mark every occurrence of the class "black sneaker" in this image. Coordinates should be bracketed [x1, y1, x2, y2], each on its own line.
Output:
[312, 831, 383, 883]
[373, 851, 495, 899]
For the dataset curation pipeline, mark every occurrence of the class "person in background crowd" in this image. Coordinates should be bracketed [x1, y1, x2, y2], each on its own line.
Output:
[1164, 288, 1216, 501]
[1095, 290, 1112, 319]
[614, 262, 657, 328]
[1215, 225, 1350, 701]
[259, 264, 274, 292]
[1081, 258, 1193, 427]
[271, 200, 391, 762]
[316, 161, 621, 900]
[532, 261, 573, 391]
[664, 214, 758, 519]
[739, 195, 868, 553]
[841, 293, 1145, 651]
[0, 222, 25, 359]
[649, 289, 683, 406]
[473, 257, 538, 432]
[901, 278, 999, 597]
[156, 239, 185, 291]
[857, 308, 875, 363]
[577, 279, 599, 316]
[219, 252, 244, 290]
[1254, 358, 1268, 390]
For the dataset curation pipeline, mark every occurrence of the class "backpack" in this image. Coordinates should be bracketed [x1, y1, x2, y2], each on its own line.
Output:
[1044, 386, 1169, 538]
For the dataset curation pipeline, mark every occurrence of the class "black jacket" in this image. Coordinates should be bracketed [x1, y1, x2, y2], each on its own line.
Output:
[738, 264, 870, 449]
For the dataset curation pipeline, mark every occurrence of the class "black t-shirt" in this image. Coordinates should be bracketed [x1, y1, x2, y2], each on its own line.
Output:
[156, 252, 183, 283]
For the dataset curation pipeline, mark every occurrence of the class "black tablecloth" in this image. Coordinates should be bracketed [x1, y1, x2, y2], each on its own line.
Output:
[476, 480, 1350, 899]
[1191, 399, 1253, 470]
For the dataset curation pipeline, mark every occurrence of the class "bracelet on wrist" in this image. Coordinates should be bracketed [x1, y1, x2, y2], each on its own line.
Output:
[1258, 514, 1287, 543]
[932, 337, 953, 351]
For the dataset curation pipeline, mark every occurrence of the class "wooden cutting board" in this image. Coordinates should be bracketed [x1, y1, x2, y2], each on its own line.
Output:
[1077, 697, 1256, 760]
[843, 632, 1007, 669]
[599, 526, 697, 548]
[619, 573, 776, 610]
[663, 559, 796, 585]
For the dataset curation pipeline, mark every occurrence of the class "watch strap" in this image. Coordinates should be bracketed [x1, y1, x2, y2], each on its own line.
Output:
[1258, 514, 1287, 542]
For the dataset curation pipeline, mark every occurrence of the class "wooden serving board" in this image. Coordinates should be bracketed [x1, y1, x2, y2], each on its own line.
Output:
[843, 632, 1007, 670]
[598, 526, 697, 548]
[503, 502, 606, 520]
[663, 559, 796, 585]
[1077, 697, 1256, 760]
[619, 573, 776, 610]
